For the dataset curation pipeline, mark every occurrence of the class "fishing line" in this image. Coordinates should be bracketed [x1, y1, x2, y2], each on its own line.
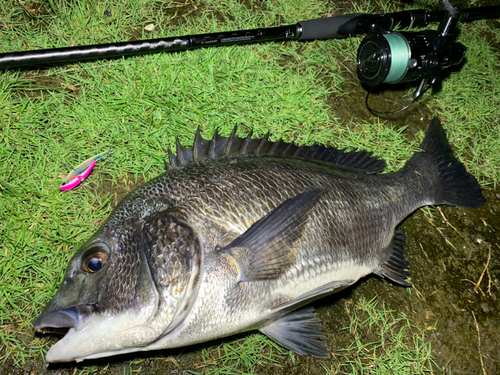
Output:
[339, 57, 428, 117]
[381, 34, 410, 84]
[338, 60, 361, 82]
[364, 86, 429, 117]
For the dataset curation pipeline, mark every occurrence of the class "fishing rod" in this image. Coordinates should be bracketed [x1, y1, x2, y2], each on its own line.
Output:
[1, 1, 499, 107]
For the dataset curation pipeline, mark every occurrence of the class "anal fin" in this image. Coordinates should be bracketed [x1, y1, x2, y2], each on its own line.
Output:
[260, 306, 329, 357]
[375, 230, 411, 287]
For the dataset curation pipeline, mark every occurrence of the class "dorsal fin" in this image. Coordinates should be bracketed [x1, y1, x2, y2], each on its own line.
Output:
[166, 127, 386, 174]
[193, 127, 209, 161]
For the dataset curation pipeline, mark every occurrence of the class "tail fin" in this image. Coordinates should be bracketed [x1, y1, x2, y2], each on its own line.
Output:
[409, 118, 486, 209]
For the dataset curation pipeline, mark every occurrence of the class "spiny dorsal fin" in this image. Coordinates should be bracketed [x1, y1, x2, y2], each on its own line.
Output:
[167, 127, 386, 173]
[193, 127, 209, 161]
[175, 137, 191, 167]
[225, 126, 239, 156]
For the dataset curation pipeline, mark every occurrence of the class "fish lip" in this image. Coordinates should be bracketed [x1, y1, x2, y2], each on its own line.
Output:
[34, 304, 94, 332]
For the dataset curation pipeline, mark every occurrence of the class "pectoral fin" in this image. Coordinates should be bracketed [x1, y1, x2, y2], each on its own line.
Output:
[219, 189, 324, 281]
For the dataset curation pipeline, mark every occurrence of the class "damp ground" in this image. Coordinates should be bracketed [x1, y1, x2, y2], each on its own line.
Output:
[2, 86, 499, 375]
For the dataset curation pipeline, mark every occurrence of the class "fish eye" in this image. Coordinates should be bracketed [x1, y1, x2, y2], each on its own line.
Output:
[82, 244, 109, 273]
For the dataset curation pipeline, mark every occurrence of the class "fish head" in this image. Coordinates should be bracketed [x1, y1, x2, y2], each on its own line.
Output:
[35, 211, 203, 362]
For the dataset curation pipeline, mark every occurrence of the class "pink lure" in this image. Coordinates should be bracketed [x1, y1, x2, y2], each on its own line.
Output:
[60, 149, 113, 191]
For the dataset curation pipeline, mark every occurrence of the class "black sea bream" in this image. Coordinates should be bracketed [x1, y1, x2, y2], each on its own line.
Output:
[35, 118, 485, 362]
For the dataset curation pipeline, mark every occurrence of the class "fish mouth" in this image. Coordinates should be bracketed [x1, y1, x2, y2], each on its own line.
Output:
[34, 304, 94, 334]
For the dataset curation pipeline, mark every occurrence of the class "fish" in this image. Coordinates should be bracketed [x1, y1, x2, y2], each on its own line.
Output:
[35, 118, 485, 363]
[60, 149, 113, 191]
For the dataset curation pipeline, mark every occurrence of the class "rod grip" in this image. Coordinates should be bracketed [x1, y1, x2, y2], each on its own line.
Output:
[298, 14, 366, 40]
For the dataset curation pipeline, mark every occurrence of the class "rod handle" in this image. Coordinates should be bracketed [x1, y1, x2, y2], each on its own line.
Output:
[298, 14, 366, 40]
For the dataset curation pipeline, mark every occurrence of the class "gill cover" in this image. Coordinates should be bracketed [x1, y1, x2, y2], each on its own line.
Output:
[35, 210, 203, 362]
[139, 210, 203, 339]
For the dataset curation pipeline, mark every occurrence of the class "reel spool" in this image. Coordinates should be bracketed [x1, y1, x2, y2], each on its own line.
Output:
[357, 31, 466, 100]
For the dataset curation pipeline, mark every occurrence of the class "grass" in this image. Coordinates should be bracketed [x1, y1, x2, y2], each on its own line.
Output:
[187, 334, 293, 375]
[326, 297, 444, 375]
[0, 0, 499, 373]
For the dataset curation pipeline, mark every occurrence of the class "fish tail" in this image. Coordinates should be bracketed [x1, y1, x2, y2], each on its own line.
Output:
[407, 118, 486, 209]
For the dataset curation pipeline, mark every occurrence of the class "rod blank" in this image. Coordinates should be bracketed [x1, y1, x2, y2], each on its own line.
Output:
[0, 26, 299, 69]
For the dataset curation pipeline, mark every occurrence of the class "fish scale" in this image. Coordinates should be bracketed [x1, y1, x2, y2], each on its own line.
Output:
[34, 118, 485, 362]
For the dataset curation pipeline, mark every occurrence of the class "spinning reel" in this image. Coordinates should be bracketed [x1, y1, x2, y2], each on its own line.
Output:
[356, 0, 465, 113]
